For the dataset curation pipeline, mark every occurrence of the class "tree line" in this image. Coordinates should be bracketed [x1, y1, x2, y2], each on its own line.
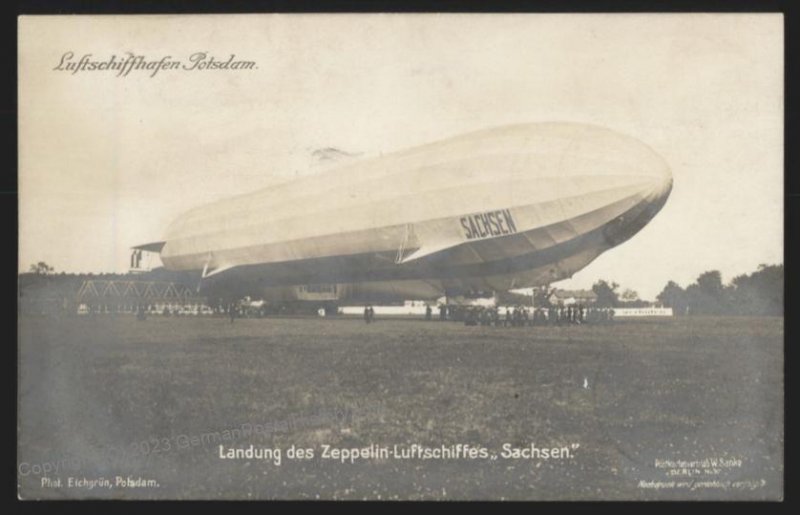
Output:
[656, 264, 783, 316]
[590, 280, 651, 308]
[21, 261, 783, 316]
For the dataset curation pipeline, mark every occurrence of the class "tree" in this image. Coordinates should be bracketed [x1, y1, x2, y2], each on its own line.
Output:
[617, 288, 649, 308]
[651, 264, 782, 317]
[686, 270, 730, 315]
[28, 261, 54, 275]
[696, 270, 724, 298]
[657, 281, 688, 315]
[592, 280, 619, 307]
[729, 264, 783, 316]
[620, 289, 639, 301]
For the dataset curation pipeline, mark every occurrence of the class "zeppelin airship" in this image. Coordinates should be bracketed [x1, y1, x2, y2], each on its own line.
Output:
[134, 122, 672, 304]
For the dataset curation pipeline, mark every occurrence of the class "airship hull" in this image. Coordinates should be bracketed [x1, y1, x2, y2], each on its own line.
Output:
[146, 123, 672, 302]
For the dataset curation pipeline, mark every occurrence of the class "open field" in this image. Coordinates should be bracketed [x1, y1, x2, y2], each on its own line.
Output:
[18, 315, 783, 500]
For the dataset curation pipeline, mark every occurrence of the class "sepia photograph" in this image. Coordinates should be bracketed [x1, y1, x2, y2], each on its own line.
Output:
[17, 13, 783, 500]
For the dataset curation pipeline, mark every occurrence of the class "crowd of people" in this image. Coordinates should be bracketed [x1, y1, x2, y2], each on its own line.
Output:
[94, 299, 615, 327]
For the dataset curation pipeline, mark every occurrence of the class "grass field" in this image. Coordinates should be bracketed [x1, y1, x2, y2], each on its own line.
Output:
[18, 314, 783, 500]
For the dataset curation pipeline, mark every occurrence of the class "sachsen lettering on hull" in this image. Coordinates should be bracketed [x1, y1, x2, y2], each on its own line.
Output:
[460, 209, 518, 240]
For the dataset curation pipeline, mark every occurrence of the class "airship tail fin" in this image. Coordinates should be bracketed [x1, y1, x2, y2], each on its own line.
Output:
[201, 262, 235, 279]
[131, 241, 166, 252]
[398, 241, 460, 264]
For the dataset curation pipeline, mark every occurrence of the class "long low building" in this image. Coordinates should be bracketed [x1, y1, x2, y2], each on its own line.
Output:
[612, 307, 673, 317]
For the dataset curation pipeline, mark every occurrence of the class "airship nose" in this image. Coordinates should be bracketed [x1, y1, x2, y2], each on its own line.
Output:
[641, 153, 673, 207]
[555, 124, 673, 245]
[554, 123, 671, 198]
[599, 143, 672, 246]
[577, 124, 673, 208]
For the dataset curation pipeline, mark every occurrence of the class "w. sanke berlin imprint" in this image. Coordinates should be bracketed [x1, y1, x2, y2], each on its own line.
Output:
[53, 52, 257, 77]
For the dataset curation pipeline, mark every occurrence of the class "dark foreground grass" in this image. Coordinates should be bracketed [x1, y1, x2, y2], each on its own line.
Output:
[18, 315, 783, 500]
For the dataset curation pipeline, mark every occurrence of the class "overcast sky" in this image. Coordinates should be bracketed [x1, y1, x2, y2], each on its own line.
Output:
[19, 14, 783, 300]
